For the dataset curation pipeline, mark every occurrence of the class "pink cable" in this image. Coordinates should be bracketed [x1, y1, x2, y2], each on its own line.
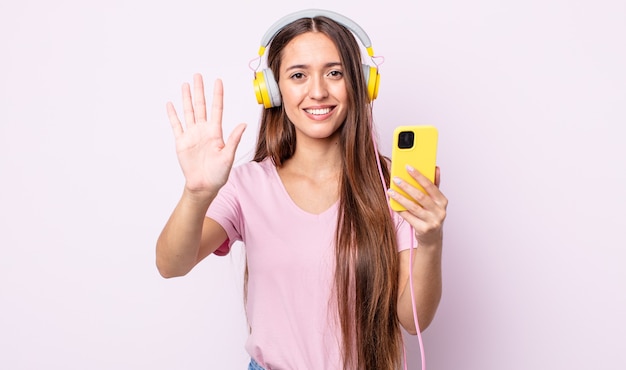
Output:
[409, 229, 426, 370]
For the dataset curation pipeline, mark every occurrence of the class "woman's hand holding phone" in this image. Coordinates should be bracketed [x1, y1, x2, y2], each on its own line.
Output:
[388, 125, 447, 247]
[388, 165, 447, 247]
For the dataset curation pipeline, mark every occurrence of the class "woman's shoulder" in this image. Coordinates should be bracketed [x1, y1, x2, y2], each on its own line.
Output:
[229, 157, 276, 182]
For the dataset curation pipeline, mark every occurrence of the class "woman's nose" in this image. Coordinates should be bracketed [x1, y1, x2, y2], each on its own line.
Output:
[308, 75, 329, 100]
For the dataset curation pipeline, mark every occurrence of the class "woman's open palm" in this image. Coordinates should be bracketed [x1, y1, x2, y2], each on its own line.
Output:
[166, 74, 246, 195]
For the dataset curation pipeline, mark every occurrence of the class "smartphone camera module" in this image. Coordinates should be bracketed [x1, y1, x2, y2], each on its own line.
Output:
[398, 131, 415, 149]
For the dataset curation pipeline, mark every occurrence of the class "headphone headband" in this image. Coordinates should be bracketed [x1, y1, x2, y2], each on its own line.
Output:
[257, 9, 374, 57]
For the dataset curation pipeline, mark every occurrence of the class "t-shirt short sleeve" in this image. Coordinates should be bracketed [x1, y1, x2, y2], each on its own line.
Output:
[205, 174, 244, 256]
[393, 212, 416, 252]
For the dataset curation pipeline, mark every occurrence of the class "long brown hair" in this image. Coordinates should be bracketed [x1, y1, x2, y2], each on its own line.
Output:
[252, 16, 402, 369]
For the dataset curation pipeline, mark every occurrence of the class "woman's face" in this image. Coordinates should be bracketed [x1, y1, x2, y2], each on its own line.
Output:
[278, 31, 349, 144]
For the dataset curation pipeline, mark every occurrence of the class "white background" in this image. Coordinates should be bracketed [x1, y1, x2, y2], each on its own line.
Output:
[1, 0, 625, 369]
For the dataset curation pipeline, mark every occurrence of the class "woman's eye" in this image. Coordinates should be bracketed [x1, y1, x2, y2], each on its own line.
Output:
[291, 72, 305, 80]
[328, 70, 343, 78]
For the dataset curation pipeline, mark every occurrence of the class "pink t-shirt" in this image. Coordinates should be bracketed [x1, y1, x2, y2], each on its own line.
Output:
[207, 158, 413, 369]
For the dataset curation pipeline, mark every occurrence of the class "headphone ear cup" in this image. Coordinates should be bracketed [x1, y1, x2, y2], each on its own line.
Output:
[253, 69, 282, 108]
[362, 64, 380, 101]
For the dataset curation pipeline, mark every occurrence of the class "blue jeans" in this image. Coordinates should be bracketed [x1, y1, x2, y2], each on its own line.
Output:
[248, 358, 265, 370]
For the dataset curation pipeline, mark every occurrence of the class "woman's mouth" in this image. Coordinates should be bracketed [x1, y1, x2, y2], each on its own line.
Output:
[304, 107, 333, 115]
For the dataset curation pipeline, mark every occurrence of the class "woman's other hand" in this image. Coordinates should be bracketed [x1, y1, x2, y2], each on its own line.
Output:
[166, 74, 246, 197]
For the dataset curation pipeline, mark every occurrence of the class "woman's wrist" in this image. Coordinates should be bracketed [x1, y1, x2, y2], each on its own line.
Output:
[181, 186, 218, 209]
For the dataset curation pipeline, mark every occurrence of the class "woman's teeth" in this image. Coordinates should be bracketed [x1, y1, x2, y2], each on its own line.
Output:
[305, 108, 331, 115]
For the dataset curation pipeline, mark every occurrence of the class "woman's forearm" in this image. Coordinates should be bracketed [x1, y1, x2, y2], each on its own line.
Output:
[397, 243, 443, 334]
[156, 188, 217, 278]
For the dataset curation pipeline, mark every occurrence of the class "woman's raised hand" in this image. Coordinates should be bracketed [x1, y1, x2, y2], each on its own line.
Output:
[166, 74, 246, 196]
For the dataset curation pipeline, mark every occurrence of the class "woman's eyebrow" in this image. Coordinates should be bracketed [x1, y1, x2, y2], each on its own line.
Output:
[284, 62, 342, 72]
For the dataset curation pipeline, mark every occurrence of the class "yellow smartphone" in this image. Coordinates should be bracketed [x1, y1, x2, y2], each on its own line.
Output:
[389, 125, 439, 212]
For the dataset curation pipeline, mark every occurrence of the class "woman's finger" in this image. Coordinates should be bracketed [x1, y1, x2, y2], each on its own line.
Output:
[388, 188, 429, 219]
[406, 166, 447, 207]
[193, 73, 207, 123]
[224, 123, 248, 156]
[391, 176, 436, 210]
[166, 102, 183, 139]
[208, 79, 225, 140]
[181, 82, 195, 126]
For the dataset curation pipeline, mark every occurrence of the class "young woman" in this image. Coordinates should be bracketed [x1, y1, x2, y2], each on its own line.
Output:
[157, 10, 447, 370]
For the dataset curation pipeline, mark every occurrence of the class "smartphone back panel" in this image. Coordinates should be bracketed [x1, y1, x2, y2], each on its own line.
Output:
[389, 125, 438, 212]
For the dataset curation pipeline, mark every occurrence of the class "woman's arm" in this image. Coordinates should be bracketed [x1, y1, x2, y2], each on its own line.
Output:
[396, 240, 442, 334]
[388, 166, 448, 334]
[156, 189, 227, 278]
[156, 74, 246, 278]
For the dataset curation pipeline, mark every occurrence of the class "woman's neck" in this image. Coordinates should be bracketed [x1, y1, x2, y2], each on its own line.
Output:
[283, 136, 342, 179]
[276, 136, 343, 215]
